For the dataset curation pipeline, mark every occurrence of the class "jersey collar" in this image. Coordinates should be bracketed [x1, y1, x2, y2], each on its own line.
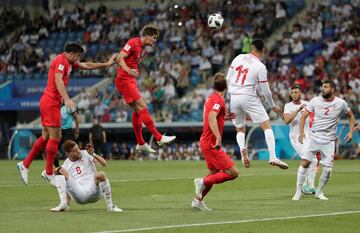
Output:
[249, 52, 261, 61]
[323, 96, 335, 102]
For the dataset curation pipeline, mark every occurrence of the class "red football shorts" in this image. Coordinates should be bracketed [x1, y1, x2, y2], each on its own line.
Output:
[115, 76, 141, 104]
[200, 144, 234, 171]
[39, 94, 61, 127]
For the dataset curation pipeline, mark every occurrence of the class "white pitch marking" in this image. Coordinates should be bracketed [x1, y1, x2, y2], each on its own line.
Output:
[90, 210, 360, 233]
[0, 172, 294, 188]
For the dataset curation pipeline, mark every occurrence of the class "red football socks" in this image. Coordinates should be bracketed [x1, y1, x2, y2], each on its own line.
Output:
[23, 136, 48, 168]
[138, 108, 162, 141]
[45, 138, 60, 175]
[200, 174, 213, 200]
[203, 172, 235, 186]
[132, 112, 146, 145]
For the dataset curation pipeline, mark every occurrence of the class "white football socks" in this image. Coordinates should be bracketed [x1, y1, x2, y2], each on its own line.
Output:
[55, 175, 67, 205]
[264, 129, 277, 160]
[306, 158, 318, 188]
[99, 179, 113, 209]
[236, 132, 245, 151]
[296, 165, 308, 193]
[316, 167, 332, 195]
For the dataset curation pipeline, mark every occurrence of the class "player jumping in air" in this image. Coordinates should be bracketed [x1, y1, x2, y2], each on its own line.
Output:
[192, 73, 238, 211]
[292, 80, 355, 200]
[226, 38, 288, 169]
[116, 25, 176, 153]
[51, 140, 122, 212]
[17, 42, 117, 186]
[283, 85, 318, 194]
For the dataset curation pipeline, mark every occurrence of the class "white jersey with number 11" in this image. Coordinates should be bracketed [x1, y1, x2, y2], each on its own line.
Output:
[226, 53, 268, 96]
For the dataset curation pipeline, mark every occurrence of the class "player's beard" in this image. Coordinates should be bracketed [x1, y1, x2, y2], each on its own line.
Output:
[322, 91, 332, 99]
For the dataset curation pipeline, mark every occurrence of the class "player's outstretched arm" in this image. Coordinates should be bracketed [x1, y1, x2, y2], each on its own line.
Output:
[298, 110, 310, 144]
[78, 54, 117, 70]
[283, 104, 306, 124]
[345, 109, 355, 143]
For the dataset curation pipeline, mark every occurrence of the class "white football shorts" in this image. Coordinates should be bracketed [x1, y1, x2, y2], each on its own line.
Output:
[66, 177, 101, 204]
[230, 94, 269, 128]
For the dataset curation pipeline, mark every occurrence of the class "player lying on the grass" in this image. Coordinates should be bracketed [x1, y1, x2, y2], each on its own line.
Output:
[17, 42, 117, 186]
[192, 73, 238, 211]
[292, 80, 355, 201]
[51, 140, 122, 212]
[283, 85, 318, 195]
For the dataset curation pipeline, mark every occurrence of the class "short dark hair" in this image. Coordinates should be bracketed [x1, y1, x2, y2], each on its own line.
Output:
[62, 140, 77, 153]
[213, 72, 227, 92]
[252, 38, 265, 51]
[322, 80, 336, 90]
[141, 25, 160, 37]
[64, 42, 84, 53]
[291, 84, 302, 91]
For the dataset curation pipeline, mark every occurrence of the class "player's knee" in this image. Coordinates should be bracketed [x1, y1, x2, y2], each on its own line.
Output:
[96, 171, 107, 182]
[56, 167, 69, 179]
[301, 159, 311, 168]
[323, 166, 332, 178]
[229, 168, 239, 178]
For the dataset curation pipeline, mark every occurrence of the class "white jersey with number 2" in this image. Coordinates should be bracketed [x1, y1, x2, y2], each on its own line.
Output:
[226, 53, 268, 96]
[306, 96, 350, 141]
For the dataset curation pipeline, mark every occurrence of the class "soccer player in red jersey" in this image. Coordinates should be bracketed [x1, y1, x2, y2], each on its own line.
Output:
[17, 42, 117, 186]
[116, 25, 176, 153]
[192, 73, 239, 211]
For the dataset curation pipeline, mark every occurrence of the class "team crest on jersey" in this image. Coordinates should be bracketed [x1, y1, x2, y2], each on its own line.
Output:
[124, 44, 131, 52]
[213, 104, 220, 110]
[58, 64, 64, 71]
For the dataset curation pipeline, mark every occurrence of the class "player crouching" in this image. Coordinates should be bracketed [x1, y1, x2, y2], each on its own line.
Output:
[51, 140, 122, 212]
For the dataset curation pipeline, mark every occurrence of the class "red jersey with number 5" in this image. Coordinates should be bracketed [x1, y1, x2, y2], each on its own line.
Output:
[117, 37, 143, 79]
[43, 53, 79, 104]
[200, 92, 226, 148]
[226, 52, 267, 97]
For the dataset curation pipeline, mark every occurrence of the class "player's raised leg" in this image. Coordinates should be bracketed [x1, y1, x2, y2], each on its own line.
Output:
[95, 171, 123, 212]
[260, 120, 289, 169]
[230, 107, 250, 168]
[41, 126, 61, 186]
[236, 127, 250, 168]
[131, 99, 175, 147]
[17, 128, 49, 185]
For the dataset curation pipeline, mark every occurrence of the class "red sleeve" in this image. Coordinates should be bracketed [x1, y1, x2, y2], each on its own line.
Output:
[54, 60, 66, 75]
[121, 39, 134, 55]
[208, 96, 222, 113]
[72, 62, 79, 70]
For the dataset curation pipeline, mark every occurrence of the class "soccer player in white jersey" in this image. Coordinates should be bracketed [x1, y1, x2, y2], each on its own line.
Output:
[226, 38, 288, 169]
[50, 140, 122, 212]
[292, 80, 355, 200]
[284, 85, 318, 194]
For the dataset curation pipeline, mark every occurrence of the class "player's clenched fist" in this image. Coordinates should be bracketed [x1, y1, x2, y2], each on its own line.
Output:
[85, 143, 94, 155]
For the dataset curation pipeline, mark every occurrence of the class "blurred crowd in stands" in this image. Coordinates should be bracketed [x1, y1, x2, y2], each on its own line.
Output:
[0, 0, 359, 124]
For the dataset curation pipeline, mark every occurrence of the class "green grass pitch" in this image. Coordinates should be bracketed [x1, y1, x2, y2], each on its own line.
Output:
[1, 160, 360, 233]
